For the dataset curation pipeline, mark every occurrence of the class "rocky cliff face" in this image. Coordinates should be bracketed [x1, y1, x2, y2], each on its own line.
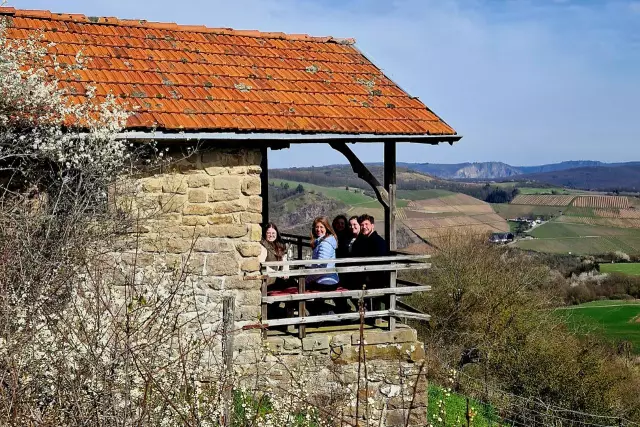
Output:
[453, 162, 522, 179]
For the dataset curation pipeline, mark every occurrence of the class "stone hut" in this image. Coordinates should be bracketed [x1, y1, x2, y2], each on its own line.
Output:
[2, 7, 461, 425]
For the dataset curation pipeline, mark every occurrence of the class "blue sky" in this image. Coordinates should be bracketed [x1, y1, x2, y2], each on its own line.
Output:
[7, 0, 640, 167]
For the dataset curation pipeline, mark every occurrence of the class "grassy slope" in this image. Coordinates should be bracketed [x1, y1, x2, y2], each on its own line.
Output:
[397, 189, 455, 200]
[271, 178, 409, 207]
[554, 300, 640, 353]
[600, 263, 640, 275]
[491, 204, 565, 219]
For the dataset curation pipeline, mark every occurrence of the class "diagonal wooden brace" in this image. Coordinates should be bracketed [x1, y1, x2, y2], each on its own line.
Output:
[329, 142, 389, 208]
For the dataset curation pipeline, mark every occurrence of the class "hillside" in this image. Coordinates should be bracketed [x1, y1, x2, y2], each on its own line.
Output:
[512, 165, 640, 192]
[395, 160, 640, 182]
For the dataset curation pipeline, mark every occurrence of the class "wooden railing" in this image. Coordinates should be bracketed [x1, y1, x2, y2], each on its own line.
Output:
[280, 232, 312, 260]
[257, 254, 432, 338]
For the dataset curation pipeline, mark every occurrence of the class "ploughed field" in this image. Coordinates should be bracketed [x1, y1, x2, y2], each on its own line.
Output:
[402, 193, 509, 240]
[554, 300, 640, 354]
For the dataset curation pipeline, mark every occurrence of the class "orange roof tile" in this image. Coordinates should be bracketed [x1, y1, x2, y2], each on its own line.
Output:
[0, 7, 456, 136]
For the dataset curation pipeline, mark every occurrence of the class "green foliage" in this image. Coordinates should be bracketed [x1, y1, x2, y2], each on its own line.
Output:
[403, 235, 640, 423]
[428, 385, 501, 427]
[232, 391, 325, 426]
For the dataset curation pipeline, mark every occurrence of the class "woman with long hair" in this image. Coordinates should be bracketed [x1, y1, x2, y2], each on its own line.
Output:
[258, 222, 289, 287]
[305, 216, 344, 314]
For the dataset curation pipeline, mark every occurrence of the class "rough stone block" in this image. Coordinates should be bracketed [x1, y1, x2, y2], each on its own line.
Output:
[333, 342, 424, 364]
[208, 224, 247, 238]
[241, 258, 260, 272]
[207, 253, 239, 276]
[302, 335, 329, 352]
[283, 337, 302, 351]
[385, 409, 426, 427]
[204, 166, 226, 176]
[159, 194, 187, 213]
[183, 204, 213, 216]
[212, 201, 247, 214]
[247, 165, 262, 175]
[242, 176, 262, 196]
[265, 337, 285, 353]
[166, 237, 191, 254]
[225, 275, 261, 290]
[187, 175, 212, 188]
[194, 238, 235, 253]
[182, 216, 209, 226]
[248, 224, 261, 242]
[162, 176, 188, 194]
[330, 333, 352, 347]
[188, 188, 209, 203]
[214, 175, 241, 190]
[351, 329, 417, 346]
[247, 196, 262, 213]
[236, 242, 262, 257]
[209, 189, 241, 202]
[142, 178, 163, 193]
[207, 215, 234, 225]
[237, 289, 262, 306]
[240, 212, 263, 224]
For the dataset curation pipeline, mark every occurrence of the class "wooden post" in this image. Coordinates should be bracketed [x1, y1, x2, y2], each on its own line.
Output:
[298, 276, 306, 338]
[384, 141, 397, 330]
[222, 296, 235, 427]
[260, 146, 269, 226]
[297, 236, 303, 260]
[260, 278, 268, 339]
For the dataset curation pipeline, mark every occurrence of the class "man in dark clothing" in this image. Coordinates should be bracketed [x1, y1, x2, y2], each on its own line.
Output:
[351, 214, 388, 259]
[351, 214, 389, 292]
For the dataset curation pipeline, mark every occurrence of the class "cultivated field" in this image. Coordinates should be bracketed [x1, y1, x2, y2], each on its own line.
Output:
[511, 194, 576, 206]
[555, 300, 640, 354]
[557, 215, 640, 229]
[600, 263, 640, 276]
[403, 193, 509, 241]
[571, 195, 630, 209]
[516, 222, 640, 254]
[408, 193, 494, 214]
[492, 204, 565, 220]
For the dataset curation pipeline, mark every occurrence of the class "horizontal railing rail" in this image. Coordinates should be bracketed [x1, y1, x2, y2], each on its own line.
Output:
[256, 253, 431, 338]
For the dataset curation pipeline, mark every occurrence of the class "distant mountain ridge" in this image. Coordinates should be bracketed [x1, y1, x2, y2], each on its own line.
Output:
[398, 161, 640, 180]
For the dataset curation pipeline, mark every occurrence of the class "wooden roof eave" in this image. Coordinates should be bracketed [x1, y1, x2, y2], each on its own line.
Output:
[116, 130, 463, 145]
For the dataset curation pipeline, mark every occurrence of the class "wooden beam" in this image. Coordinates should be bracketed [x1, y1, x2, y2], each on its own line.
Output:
[388, 310, 431, 322]
[261, 254, 431, 268]
[329, 142, 389, 208]
[384, 141, 397, 330]
[262, 285, 432, 304]
[260, 146, 269, 226]
[265, 310, 391, 327]
[260, 262, 432, 279]
[384, 141, 397, 251]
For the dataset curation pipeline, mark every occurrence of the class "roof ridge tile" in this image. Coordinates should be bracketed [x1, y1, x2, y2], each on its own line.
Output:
[1, 7, 355, 44]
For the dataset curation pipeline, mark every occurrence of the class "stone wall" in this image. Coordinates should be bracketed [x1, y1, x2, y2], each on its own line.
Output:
[257, 326, 428, 427]
[118, 146, 264, 345]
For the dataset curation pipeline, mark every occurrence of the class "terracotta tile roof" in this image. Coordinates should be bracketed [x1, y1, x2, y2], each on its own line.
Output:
[0, 7, 457, 136]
